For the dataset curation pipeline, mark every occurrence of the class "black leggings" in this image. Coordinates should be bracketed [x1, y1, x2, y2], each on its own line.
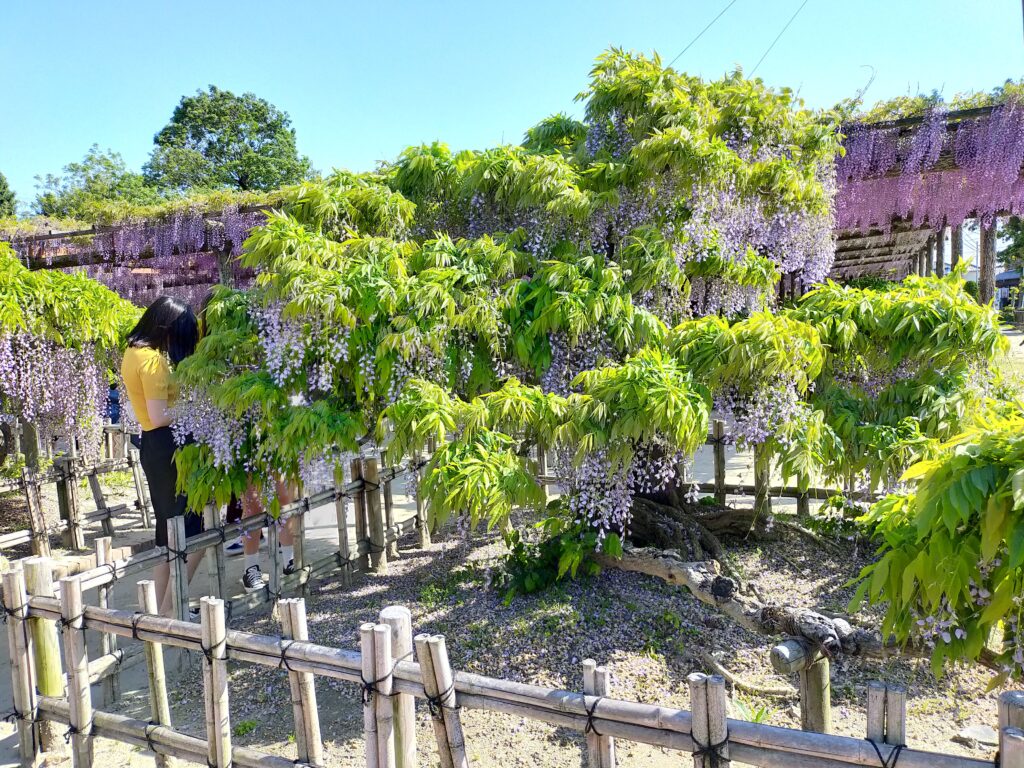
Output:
[140, 426, 203, 547]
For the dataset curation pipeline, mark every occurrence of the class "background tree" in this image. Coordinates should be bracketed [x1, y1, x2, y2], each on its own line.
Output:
[999, 216, 1024, 271]
[34, 145, 161, 219]
[144, 86, 312, 192]
[0, 171, 16, 218]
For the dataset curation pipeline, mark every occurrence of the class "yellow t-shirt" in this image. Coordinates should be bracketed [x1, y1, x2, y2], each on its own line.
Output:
[121, 346, 177, 432]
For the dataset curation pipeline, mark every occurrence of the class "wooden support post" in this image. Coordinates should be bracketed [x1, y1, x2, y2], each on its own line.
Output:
[56, 456, 85, 550]
[199, 597, 232, 768]
[427, 635, 469, 768]
[167, 515, 189, 673]
[294, 500, 308, 594]
[87, 472, 109, 533]
[582, 660, 600, 768]
[595, 665, 617, 768]
[753, 443, 771, 519]
[334, 466, 353, 586]
[917, 248, 926, 276]
[21, 468, 50, 557]
[383, 476, 399, 559]
[980, 220, 997, 305]
[536, 443, 549, 508]
[951, 224, 963, 269]
[360, 623, 379, 768]
[268, 515, 281, 602]
[1000, 692, 1024, 763]
[935, 226, 946, 277]
[797, 492, 810, 517]
[414, 452, 431, 549]
[95, 537, 120, 705]
[771, 639, 831, 734]
[866, 680, 886, 743]
[19, 419, 39, 471]
[365, 458, 387, 574]
[705, 674, 729, 768]
[3, 569, 39, 767]
[352, 459, 370, 572]
[380, 606, 416, 768]
[713, 421, 726, 506]
[60, 575, 93, 767]
[1005, 729, 1024, 768]
[374, 624, 397, 768]
[24, 558, 64, 753]
[137, 580, 173, 768]
[925, 234, 934, 277]
[414, 633, 454, 768]
[282, 599, 324, 767]
[688, 673, 709, 768]
[129, 448, 152, 528]
[205, 505, 226, 601]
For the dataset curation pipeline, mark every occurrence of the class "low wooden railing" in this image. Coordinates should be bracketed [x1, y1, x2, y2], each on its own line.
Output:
[2, 564, 1019, 768]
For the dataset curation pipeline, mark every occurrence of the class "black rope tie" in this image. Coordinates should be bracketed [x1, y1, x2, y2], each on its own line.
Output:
[213, 525, 227, 544]
[584, 696, 603, 737]
[199, 641, 215, 666]
[278, 639, 296, 672]
[130, 612, 146, 641]
[63, 720, 93, 744]
[144, 722, 160, 754]
[362, 480, 381, 492]
[693, 738, 729, 768]
[426, 683, 459, 718]
[1, 604, 17, 624]
[867, 739, 904, 768]
[57, 613, 85, 633]
[3, 708, 24, 724]
[166, 547, 188, 565]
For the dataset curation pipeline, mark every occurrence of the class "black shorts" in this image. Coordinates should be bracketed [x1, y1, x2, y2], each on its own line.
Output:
[139, 426, 203, 547]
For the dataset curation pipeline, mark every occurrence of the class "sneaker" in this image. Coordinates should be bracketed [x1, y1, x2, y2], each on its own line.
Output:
[283, 559, 297, 576]
[188, 607, 201, 621]
[225, 530, 266, 556]
[242, 565, 264, 593]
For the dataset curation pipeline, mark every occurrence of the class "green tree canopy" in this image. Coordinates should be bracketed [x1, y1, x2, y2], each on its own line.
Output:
[144, 86, 313, 192]
[0, 171, 15, 218]
[33, 145, 162, 219]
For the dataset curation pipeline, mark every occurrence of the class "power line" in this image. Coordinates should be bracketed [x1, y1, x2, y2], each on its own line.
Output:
[668, 0, 740, 68]
[750, 0, 811, 76]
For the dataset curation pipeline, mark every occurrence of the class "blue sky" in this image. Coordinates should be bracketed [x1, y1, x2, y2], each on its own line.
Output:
[1, 0, 1020, 209]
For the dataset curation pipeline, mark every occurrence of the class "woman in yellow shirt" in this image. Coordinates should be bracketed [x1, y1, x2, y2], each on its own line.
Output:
[121, 296, 203, 617]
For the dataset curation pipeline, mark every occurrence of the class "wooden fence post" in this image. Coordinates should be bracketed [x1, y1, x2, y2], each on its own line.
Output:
[56, 456, 85, 550]
[137, 580, 172, 768]
[771, 638, 831, 733]
[86, 470, 115, 539]
[3, 568, 39, 767]
[595, 665, 617, 768]
[383, 475, 399, 560]
[866, 681, 886, 744]
[414, 452, 431, 549]
[352, 459, 370, 572]
[360, 623, 380, 768]
[380, 606, 416, 768]
[204, 505, 226, 601]
[334, 466, 353, 587]
[536, 443, 549, 508]
[426, 635, 469, 768]
[705, 674, 729, 768]
[414, 633, 454, 768]
[582, 660, 599, 768]
[95, 536, 120, 704]
[24, 557, 64, 753]
[752, 443, 771, 519]
[374, 624, 397, 768]
[59, 575, 94, 767]
[200, 597, 232, 768]
[268, 515, 281, 603]
[281, 599, 324, 767]
[712, 421, 726, 506]
[885, 686, 906, 746]
[295, 499, 309, 594]
[365, 458, 387, 574]
[128, 448, 153, 529]
[21, 469, 50, 557]
[1000, 692, 1024, 765]
[688, 673, 709, 768]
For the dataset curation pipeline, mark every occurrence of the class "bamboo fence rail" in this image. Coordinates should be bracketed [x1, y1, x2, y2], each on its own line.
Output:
[1, 568, 1017, 768]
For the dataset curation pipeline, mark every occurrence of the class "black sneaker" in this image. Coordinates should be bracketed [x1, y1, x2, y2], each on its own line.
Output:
[283, 559, 297, 576]
[242, 565, 264, 593]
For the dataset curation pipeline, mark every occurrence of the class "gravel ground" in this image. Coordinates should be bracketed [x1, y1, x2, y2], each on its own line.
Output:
[30, 511, 1007, 768]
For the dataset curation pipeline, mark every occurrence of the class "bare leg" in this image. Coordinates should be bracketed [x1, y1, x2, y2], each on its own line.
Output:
[242, 482, 264, 557]
[154, 561, 171, 616]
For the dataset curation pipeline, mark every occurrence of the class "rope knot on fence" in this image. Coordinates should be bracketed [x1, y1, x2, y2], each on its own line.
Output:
[426, 683, 458, 717]
[584, 695, 604, 736]
[693, 738, 729, 768]
[63, 720, 92, 744]
[867, 739, 904, 768]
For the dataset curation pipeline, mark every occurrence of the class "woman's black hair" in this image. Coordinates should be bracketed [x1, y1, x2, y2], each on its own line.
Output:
[125, 296, 199, 364]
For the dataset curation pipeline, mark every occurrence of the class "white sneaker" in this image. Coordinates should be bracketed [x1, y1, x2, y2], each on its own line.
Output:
[242, 565, 264, 593]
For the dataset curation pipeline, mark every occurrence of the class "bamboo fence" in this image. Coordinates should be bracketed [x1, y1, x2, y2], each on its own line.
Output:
[2, 566, 1020, 768]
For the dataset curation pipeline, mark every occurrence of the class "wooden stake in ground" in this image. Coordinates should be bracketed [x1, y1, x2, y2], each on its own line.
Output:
[705, 674, 729, 768]
[60, 575, 94, 767]
[95, 536, 121, 705]
[427, 635, 469, 768]
[365, 458, 388, 574]
[128, 448, 153, 528]
[712, 421, 726, 506]
[361, 622, 379, 768]
[199, 597, 232, 768]
[24, 557, 65, 753]
[688, 673, 709, 768]
[383, 476, 399, 559]
[414, 633, 454, 768]
[204, 504, 227, 601]
[137, 580, 173, 768]
[595, 665, 617, 768]
[3, 568, 39, 768]
[281, 599, 325, 767]
[582, 660, 600, 768]
[21, 468, 50, 557]
[380, 606, 416, 768]
[413, 451, 431, 549]
[334, 466, 353, 586]
[1000, 692, 1024, 765]
[374, 624, 397, 768]
[352, 459, 370, 572]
